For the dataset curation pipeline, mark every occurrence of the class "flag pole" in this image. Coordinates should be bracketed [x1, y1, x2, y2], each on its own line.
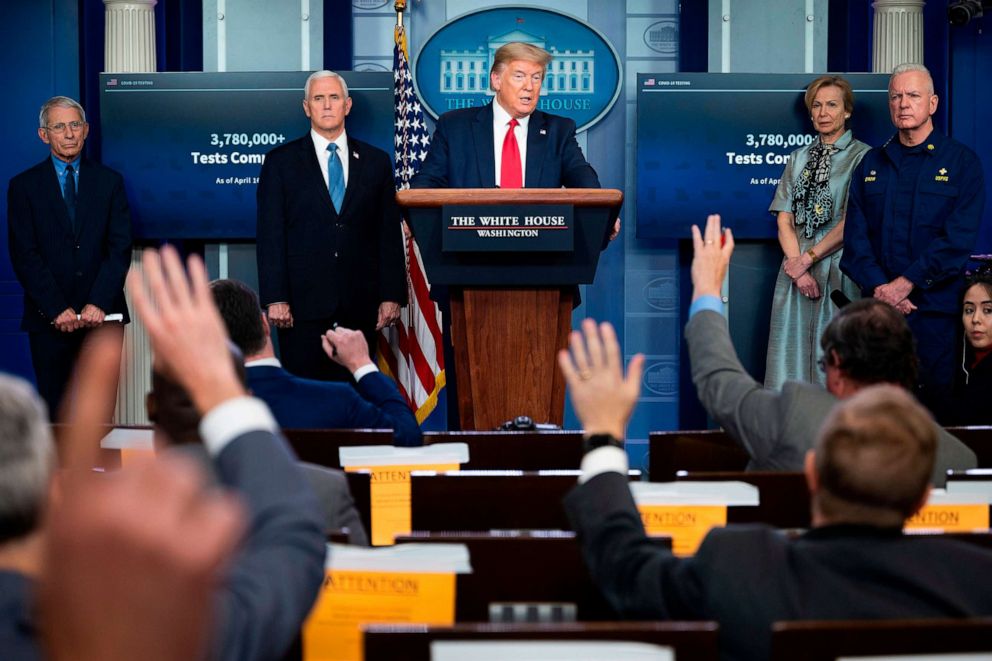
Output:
[395, 0, 406, 28]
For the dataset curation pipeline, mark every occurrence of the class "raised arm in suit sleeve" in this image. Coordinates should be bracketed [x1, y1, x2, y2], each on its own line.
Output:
[839, 158, 889, 292]
[86, 172, 132, 312]
[7, 175, 70, 320]
[559, 118, 600, 189]
[409, 116, 450, 189]
[564, 471, 706, 620]
[203, 399, 326, 661]
[685, 309, 788, 466]
[256, 155, 291, 307]
[352, 371, 422, 446]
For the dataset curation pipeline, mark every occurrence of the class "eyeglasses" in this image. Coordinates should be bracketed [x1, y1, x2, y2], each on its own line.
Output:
[45, 121, 85, 134]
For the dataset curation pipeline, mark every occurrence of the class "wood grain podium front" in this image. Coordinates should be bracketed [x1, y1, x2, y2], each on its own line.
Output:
[398, 189, 622, 430]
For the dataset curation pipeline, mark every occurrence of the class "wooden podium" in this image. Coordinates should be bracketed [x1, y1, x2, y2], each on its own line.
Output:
[397, 188, 622, 430]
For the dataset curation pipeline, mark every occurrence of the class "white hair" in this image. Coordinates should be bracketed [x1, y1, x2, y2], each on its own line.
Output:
[39, 96, 86, 129]
[890, 63, 934, 94]
[304, 70, 349, 100]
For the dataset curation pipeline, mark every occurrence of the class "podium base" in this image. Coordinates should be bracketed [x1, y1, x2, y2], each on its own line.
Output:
[449, 287, 572, 431]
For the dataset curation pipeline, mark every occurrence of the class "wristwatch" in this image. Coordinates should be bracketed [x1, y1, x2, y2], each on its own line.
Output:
[583, 433, 624, 453]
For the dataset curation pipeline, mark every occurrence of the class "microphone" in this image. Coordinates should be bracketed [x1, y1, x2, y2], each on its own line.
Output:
[830, 290, 852, 309]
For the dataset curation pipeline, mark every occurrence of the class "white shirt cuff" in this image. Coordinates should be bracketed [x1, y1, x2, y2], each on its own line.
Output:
[199, 396, 279, 457]
[353, 363, 379, 381]
[578, 446, 629, 484]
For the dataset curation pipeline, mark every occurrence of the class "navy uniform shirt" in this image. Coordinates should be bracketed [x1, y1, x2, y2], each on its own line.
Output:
[840, 129, 986, 314]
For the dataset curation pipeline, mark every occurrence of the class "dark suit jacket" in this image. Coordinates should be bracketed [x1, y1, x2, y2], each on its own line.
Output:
[7, 158, 131, 331]
[410, 103, 600, 189]
[565, 471, 992, 661]
[211, 427, 327, 661]
[247, 364, 422, 447]
[0, 571, 39, 661]
[256, 133, 406, 331]
[685, 309, 976, 486]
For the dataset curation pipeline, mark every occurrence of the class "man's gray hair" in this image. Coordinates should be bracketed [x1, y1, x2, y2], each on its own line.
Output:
[304, 70, 349, 100]
[39, 96, 87, 129]
[890, 63, 934, 94]
[0, 374, 54, 544]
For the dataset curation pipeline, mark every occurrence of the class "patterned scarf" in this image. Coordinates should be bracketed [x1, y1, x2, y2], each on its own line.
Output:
[792, 139, 837, 239]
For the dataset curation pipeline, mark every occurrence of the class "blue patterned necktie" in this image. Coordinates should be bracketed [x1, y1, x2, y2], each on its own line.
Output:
[64, 164, 77, 231]
[326, 143, 345, 213]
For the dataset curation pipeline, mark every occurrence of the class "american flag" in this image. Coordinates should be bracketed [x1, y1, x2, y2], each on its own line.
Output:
[377, 24, 445, 423]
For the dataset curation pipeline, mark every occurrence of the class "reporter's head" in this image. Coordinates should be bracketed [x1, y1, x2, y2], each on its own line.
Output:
[0, 374, 54, 546]
[808, 384, 935, 528]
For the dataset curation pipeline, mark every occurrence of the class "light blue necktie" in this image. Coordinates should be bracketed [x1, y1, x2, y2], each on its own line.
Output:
[326, 143, 345, 213]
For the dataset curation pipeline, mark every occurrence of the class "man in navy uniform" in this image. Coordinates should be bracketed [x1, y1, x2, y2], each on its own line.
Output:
[841, 63, 986, 421]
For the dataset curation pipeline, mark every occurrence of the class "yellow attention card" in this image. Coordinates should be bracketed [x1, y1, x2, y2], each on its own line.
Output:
[905, 504, 990, 532]
[344, 463, 460, 546]
[638, 505, 727, 556]
[303, 570, 456, 661]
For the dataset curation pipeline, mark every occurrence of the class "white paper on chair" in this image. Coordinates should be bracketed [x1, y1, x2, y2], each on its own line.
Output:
[430, 641, 674, 661]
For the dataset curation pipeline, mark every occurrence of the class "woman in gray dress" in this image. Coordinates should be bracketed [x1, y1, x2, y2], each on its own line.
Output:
[765, 75, 870, 389]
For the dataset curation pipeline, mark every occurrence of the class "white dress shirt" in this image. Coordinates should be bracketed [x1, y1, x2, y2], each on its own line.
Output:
[310, 128, 350, 189]
[492, 101, 529, 187]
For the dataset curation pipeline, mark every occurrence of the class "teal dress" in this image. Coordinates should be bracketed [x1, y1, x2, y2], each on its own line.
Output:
[765, 130, 869, 389]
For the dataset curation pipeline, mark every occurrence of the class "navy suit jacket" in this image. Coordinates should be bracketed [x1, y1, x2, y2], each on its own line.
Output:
[256, 133, 406, 330]
[7, 158, 132, 332]
[410, 103, 600, 189]
[247, 364, 422, 446]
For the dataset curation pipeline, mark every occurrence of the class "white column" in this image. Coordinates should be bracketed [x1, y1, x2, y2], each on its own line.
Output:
[872, 0, 926, 73]
[104, 0, 157, 73]
[104, 0, 157, 424]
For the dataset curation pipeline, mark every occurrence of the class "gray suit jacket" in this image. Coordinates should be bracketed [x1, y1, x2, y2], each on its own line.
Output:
[298, 462, 368, 545]
[211, 428, 326, 661]
[685, 309, 976, 486]
[176, 444, 368, 546]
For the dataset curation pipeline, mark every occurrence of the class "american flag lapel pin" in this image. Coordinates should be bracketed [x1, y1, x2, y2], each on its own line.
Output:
[540, 129, 547, 135]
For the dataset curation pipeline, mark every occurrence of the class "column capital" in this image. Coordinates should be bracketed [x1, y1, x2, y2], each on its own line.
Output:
[103, 0, 158, 7]
[872, 0, 926, 73]
[872, 0, 925, 8]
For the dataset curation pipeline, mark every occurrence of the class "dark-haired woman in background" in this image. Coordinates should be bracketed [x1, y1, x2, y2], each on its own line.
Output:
[951, 270, 992, 425]
[765, 75, 870, 389]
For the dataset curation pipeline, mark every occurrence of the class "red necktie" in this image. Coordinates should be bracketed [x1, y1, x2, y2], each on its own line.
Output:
[500, 118, 522, 188]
